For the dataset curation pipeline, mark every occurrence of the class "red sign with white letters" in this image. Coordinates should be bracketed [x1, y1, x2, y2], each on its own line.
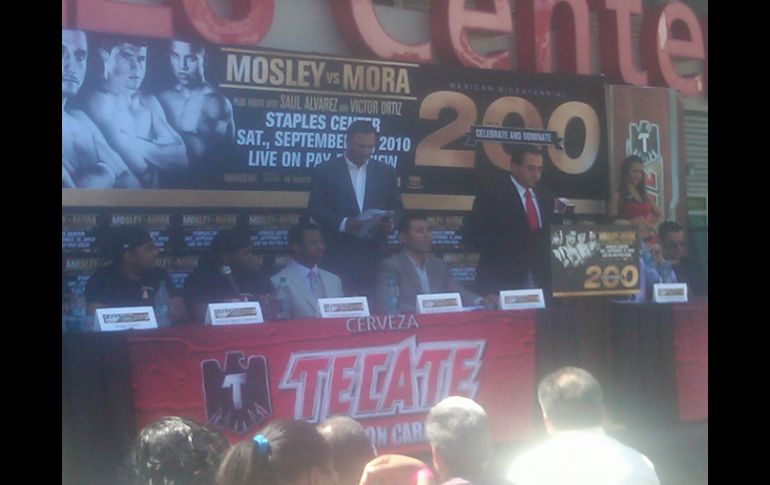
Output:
[127, 310, 537, 452]
[62, 0, 706, 97]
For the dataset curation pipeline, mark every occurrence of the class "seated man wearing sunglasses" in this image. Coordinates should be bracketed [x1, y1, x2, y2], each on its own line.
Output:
[658, 221, 708, 297]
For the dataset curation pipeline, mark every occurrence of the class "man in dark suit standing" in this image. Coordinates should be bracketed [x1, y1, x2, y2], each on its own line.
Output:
[465, 144, 556, 294]
[308, 120, 403, 298]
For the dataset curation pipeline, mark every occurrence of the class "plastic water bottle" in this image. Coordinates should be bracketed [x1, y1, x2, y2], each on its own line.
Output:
[68, 289, 87, 332]
[275, 276, 291, 320]
[640, 246, 654, 268]
[154, 280, 170, 327]
[525, 270, 536, 289]
[658, 260, 676, 284]
[385, 272, 399, 315]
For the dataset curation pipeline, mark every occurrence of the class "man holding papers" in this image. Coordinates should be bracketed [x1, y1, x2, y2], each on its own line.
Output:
[375, 215, 496, 314]
[308, 120, 403, 298]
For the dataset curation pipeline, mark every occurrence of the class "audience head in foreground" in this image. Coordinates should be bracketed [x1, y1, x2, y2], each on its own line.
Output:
[507, 366, 661, 485]
[132, 416, 229, 485]
[426, 396, 511, 484]
[216, 419, 336, 485]
[317, 416, 376, 485]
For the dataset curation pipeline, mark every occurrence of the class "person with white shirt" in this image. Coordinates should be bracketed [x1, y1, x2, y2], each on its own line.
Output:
[270, 222, 344, 318]
[307, 121, 403, 298]
[507, 366, 661, 485]
[465, 144, 557, 294]
[375, 214, 496, 314]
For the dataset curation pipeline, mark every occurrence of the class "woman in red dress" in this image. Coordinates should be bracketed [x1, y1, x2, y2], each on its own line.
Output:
[609, 155, 663, 226]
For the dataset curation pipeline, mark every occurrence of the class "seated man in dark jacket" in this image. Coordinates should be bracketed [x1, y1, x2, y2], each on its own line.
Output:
[86, 224, 187, 325]
[183, 227, 274, 323]
[659, 221, 708, 297]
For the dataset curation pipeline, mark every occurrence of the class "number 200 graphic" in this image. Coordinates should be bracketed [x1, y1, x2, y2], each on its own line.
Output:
[415, 91, 600, 175]
[584, 265, 639, 289]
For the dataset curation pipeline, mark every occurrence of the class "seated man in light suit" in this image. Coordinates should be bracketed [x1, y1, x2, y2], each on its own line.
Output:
[271, 222, 344, 318]
[375, 214, 496, 314]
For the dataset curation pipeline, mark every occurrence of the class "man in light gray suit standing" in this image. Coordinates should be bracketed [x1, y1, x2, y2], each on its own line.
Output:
[375, 215, 497, 315]
[271, 222, 344, 318]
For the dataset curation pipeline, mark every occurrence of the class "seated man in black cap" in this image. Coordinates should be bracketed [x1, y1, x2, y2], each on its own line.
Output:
[183, 227, 274, 323]
[86, 224, 187, 325]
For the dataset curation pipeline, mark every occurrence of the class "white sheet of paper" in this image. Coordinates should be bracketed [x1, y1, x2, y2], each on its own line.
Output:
[353, 209, 394, 238]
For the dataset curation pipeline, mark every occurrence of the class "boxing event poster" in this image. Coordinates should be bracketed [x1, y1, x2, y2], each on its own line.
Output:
[63, 29, 607, 205]
[550, 224, 640, 298]
[410, 64, 608, 200]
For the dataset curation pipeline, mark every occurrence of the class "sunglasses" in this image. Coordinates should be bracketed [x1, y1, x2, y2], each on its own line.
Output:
[664, 241, 687, 249]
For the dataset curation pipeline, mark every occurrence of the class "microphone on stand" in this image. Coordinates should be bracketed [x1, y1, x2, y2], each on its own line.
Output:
[220, 265, 243, 299]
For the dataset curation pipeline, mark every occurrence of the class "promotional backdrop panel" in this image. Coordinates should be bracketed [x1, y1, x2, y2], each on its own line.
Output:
[127, 310, 537, 452]
[550, 224, 640, 298]
[64, 29, 609, 208]
[606, 85, 686, 222]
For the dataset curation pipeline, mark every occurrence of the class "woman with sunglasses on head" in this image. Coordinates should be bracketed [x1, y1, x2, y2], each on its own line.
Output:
[608, 155, 663, 226]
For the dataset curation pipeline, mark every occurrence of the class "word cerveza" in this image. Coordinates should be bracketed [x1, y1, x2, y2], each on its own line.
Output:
[346, 314, 419, 333]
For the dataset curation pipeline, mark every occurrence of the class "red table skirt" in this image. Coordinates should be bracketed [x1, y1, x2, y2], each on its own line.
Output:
[673, 300, 708, 421]
[126, 310, 538, 451]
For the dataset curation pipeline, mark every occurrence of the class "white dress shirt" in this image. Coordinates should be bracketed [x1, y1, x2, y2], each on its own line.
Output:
[406, 252, 431, 294]
[507, 427, 661, 485]
[339, 157, 369, 232]
[288, 259, 322, 294]
[510, 175, 542, 228]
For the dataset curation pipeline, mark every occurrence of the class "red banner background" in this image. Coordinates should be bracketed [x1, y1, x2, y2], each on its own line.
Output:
[127, 310, 537, 453]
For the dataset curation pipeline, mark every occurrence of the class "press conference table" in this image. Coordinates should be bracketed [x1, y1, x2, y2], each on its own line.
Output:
[62, 298, 707, 484]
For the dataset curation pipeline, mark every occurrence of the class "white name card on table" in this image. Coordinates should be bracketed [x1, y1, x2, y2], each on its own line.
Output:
[416, 292, 463, 314]
[205, 302, 264, 325]
[499, 289, 546, 310]
[653, 283, 688, 303]
[319, 297, 370, 318]
[96, 306, 157, 332]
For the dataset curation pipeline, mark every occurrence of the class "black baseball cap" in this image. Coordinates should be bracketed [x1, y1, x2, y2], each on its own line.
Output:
[111, 225, 153, 261]
[209, 228, 253, 255]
